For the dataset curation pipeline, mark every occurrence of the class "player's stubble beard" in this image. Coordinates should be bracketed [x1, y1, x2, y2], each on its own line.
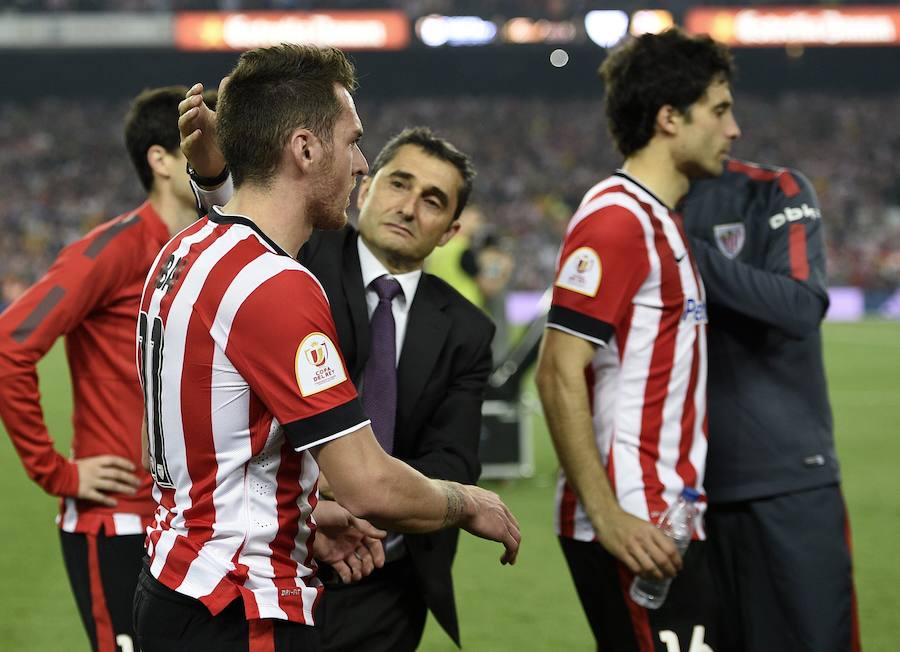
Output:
[309, 157, 352, 231]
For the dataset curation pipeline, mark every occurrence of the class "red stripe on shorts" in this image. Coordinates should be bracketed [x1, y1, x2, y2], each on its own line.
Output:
[616, 563, 655, 652]
[86, 533, 116, 652]
[249, 619, 276, 652]
[842, 496, 861, 652]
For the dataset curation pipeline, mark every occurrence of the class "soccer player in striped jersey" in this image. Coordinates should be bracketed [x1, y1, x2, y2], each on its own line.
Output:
[132, 44, 520, 652]
[681, 159, 861, 651]
[536, 29, 740, 651]
[0, 87, 207, 652]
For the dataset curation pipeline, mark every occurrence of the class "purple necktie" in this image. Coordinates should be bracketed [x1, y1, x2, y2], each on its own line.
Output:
[362, 275, 403, 453]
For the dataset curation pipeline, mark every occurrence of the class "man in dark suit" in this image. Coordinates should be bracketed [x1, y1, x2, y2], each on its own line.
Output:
[180, 85, 495, 649]
[299, 128, 494, 651]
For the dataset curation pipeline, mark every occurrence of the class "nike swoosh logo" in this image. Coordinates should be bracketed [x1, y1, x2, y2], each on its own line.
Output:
[675, 252, 687, 263]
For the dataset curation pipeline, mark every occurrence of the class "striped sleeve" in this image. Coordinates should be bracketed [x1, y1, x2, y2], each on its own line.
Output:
[225, 268, 368, 451]
[548, 205, 650, 345]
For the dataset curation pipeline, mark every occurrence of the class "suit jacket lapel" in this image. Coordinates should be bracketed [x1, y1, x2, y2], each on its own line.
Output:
[341, 229, 370, 380]
[397, 275, 449, 431]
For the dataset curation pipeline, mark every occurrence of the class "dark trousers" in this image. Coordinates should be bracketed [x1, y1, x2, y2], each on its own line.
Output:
[133, 563, 320, 652]
[317, 557, 426, 652]
[707, 484, 861, 652]
[560, 536, 719, 652]
[59, 529, 144, 652]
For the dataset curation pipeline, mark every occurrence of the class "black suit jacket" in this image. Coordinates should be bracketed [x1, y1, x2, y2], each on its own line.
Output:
[299, 226, 494, 646]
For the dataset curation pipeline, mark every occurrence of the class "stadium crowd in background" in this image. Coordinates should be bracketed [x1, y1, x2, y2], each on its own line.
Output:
[4, 0, 879, 14]
[1, 93, 898, 296]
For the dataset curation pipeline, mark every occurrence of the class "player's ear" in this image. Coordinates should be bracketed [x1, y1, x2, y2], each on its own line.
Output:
[437, 218, 461, 247]
[289, 128, 317, 174]
[356, 176, 372, 208]
[146, 145, 170, 180]
[655, 104, 681, 137]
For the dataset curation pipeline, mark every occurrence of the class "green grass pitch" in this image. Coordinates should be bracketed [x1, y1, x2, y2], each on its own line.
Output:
[0, 321, 896, 650]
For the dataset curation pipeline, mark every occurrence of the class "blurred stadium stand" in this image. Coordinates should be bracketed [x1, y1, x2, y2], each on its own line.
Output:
[2, 92, 897, 294]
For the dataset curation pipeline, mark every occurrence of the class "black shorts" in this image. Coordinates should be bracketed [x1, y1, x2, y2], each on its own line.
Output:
[59, 528, 144, 652]
[133, 562, 320, 652]
[707, 484, 861, 652]
[559, 536, 719, 652]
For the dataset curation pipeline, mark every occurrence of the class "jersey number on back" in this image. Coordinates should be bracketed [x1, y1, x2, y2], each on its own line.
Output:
[138, 311, 175, 489]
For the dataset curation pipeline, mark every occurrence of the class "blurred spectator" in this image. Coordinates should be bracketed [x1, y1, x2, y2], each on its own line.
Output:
[0, 275, 27, 313]
[427, 205, 515, 357]
[1, 92, 898, 293]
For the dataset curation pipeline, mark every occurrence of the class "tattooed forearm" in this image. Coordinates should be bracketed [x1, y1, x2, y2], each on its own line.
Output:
[441, 481, 466, 528]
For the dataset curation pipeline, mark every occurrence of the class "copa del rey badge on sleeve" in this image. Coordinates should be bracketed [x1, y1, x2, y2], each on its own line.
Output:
[295, 332, 348, 396]
[555, 246, 602, 297]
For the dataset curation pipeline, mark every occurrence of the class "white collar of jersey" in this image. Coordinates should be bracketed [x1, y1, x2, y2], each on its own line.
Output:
[209, 206, 292, 258]
[357, 236, 422, 307]
[613, 170, 671, 211]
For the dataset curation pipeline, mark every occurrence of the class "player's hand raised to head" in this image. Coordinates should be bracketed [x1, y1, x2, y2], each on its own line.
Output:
[178, 79, 227, 181]
[75, 455, 141, 507]
[596, 508, 682, 580]
[456, 484, 521, 566]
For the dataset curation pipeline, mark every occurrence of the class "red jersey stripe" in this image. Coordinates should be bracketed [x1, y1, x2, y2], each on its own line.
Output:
[625, 190, 683, 524]
[676, 334, 701, 494]
[777, 170, 801, 197]
[788, 223, 810, 281]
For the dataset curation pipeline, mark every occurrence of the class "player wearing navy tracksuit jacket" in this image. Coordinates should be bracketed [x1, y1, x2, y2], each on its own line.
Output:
[681, 159, 860, 652]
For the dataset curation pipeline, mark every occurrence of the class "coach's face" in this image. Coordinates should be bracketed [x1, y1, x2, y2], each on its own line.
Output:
[675, 77, 741, 179]
[356, 144, 463, 273]
[310, 85, 368, 230]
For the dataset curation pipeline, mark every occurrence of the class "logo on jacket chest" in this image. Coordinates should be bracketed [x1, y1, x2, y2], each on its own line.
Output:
[713, 223, 745, 259]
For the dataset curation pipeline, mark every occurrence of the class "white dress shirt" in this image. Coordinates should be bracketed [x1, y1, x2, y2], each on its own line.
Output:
[357, 237, 422, 366]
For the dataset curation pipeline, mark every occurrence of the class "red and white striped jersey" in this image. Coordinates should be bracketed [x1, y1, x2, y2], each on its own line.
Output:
[138, 208, 369, 624]
[547, 171, 708, 542]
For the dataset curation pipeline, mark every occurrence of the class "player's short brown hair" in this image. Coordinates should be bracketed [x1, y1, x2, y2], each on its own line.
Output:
[369, 127, 476, 221]
[600, 28, 734, 157]
[125, 85, 217, 192]
[217, 44, 357, 188]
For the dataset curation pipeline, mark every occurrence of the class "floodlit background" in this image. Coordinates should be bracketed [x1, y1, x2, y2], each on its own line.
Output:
[1, 1, 898, 650]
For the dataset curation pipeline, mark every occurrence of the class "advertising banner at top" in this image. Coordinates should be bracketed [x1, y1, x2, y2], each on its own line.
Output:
[175, 11, 410, 51]
[685, 6, 900, 46]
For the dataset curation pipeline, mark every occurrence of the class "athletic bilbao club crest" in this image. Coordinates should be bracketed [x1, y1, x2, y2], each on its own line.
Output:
[555, 246, 602, 297]
[305, 339, 328, 367]
[713, 223, 746, 259]
[295, 332, 348, 396]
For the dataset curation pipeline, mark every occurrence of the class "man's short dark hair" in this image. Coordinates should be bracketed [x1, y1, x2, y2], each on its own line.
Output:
[217, 44, 357, 188]
[599, 28, 735, 158]
[125, 86, 189, 192]
[370, 127, 476, 220]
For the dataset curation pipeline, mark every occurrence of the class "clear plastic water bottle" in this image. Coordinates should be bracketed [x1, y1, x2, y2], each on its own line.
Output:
[629, 487, 701, 609]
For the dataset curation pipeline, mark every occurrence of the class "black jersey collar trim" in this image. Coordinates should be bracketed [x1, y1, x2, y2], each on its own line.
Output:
[209, 206, 292, 258]
[612, 170, 672, 210]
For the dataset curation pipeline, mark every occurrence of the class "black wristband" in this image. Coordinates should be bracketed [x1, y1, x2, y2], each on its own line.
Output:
[186, 162, 229, 187]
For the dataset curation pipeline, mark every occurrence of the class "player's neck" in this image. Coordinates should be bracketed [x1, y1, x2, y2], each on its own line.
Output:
[224, 182, 312, 258]
[622, 143, 690, 209]
[148, 188, 200, 236]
